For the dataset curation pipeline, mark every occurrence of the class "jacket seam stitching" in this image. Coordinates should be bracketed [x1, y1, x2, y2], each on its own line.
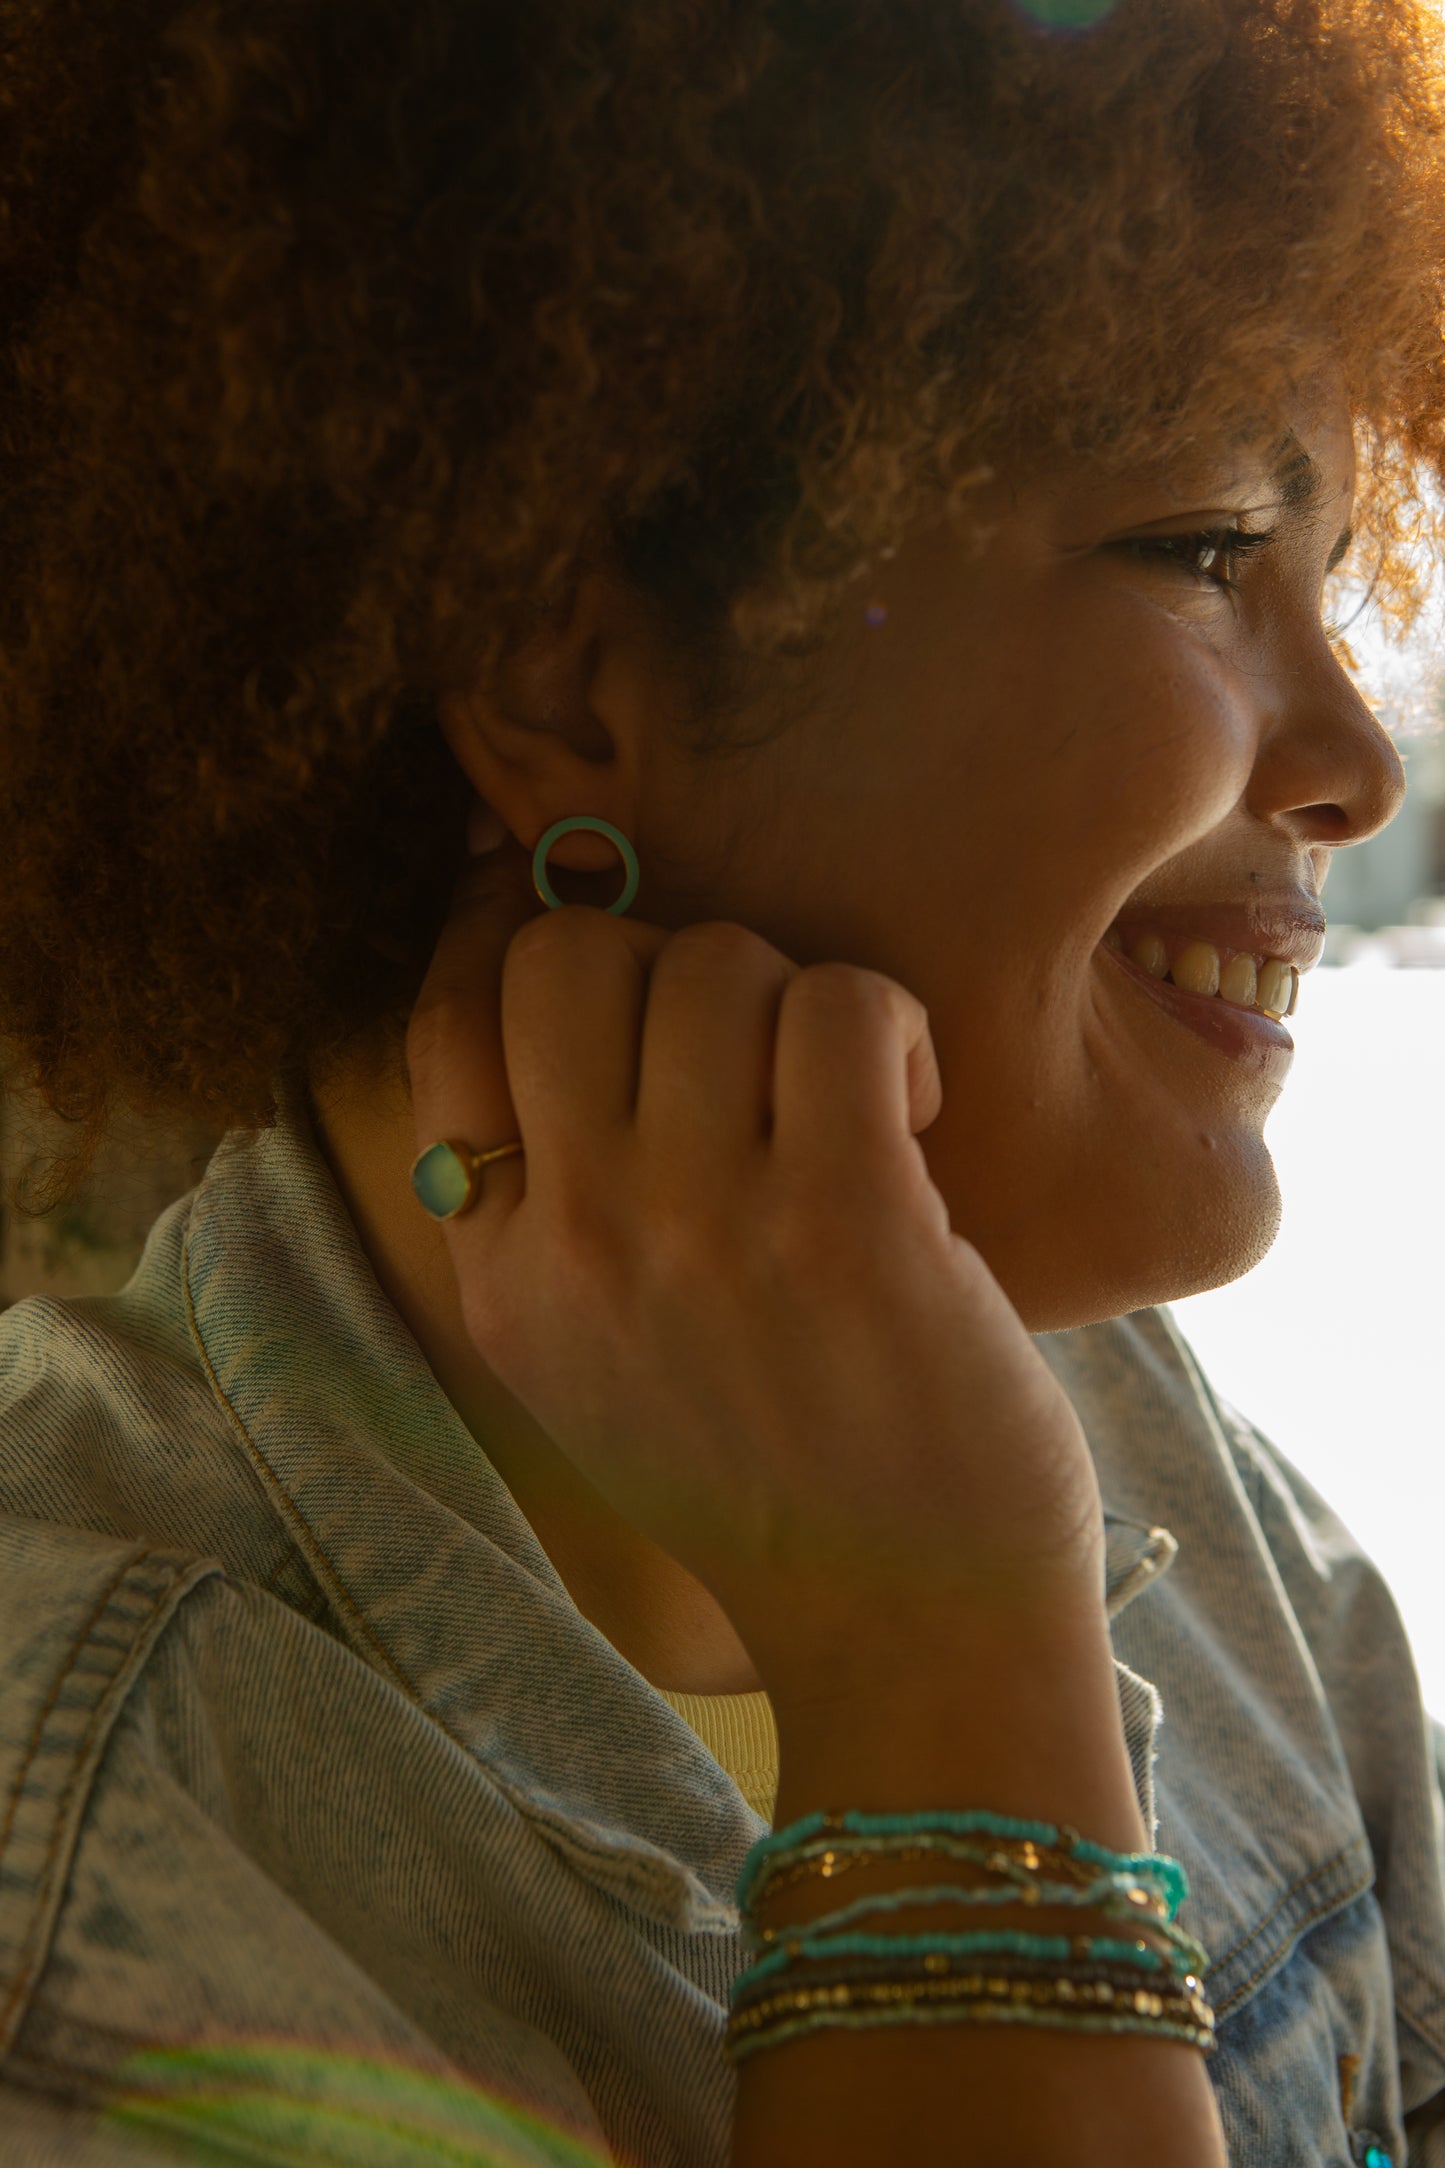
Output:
[1212, 1857, 1375, 2017]
[175, 1257, 550, 1847]
[181, 1232, 418, 1703]
[179, 1233, 533, 1813]
[1204, 1836, 1368, 1974]
[0, 1548, 145, 1873]
[0, 1551, 163, 2039]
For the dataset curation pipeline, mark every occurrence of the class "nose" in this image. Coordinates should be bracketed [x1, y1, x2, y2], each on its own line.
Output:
[1251, 642, 1408, 852]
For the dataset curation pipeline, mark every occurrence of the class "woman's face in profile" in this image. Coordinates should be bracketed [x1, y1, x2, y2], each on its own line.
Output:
[638, 390, 1404, 1332]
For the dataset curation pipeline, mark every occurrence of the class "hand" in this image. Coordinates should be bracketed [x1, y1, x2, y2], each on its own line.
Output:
[406, 833, 1105, 1694]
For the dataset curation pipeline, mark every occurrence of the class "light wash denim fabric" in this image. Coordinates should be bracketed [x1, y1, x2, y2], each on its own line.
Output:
[0, 1066, 1441, 2166]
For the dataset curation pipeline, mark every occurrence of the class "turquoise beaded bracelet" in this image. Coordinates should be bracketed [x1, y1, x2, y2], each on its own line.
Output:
[731, 1922, 1197, 2003]
[736, 1807, 1189, 1921]
[742, 1878, 1210, 1984]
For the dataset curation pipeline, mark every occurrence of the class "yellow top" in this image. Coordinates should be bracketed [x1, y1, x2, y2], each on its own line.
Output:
[657, 1686, 779, 1825]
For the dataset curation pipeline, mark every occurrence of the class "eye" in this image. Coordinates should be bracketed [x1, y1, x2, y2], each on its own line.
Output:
[1119, 525, 1277, 591]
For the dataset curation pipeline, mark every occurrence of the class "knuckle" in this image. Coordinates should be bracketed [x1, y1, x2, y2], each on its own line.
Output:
[507, 904, 605, 971]
[656, 918, 769, 980]
[790, 959, 904, 1025]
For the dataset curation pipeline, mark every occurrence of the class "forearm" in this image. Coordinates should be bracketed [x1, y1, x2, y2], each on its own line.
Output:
[729, 1602, 1229, 2168]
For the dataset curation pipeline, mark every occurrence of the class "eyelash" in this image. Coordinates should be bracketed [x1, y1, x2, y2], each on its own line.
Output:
[1124, 525, 1278, 591]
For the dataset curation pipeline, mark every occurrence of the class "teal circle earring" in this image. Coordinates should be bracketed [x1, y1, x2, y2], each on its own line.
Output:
[532, 816, 639, 915]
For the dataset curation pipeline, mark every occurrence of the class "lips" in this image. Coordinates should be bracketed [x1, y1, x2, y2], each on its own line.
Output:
[1102, 939, 1297, 1085]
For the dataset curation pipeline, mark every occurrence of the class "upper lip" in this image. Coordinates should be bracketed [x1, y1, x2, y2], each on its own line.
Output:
[1109, 897, 1328, 973]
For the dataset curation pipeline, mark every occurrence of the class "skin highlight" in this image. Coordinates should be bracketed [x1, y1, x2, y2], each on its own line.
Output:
[307, 391, 1403, 1696]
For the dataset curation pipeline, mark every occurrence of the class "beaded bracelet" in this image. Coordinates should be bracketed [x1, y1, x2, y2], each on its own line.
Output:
[729, 1807, 1213, 2069]
[748, 1866, 1175, 1944]
[728, 1958, 1216, 2034]
[732, 1919, 1201, 2004]
[724, 1966, 1217, 2067]
[739, 1883, 1210, 1985]
[744, 1831, 1141, 1915]
[738, 1809, 1189, 1920]
[728, 1944, 1212, 2038]
[730, 1943, 1210, 2015]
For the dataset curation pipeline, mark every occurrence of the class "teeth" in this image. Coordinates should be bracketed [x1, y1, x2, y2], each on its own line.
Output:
[1128, 933, 1169, 979]
[1217, 953, 1258, 1008]
[1172, 942, 1220, 998]
[1111, 927, 1301, 1021]
[1256, 959, 1292, 1016]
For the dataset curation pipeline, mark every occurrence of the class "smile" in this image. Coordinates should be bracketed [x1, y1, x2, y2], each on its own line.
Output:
[1099, 929, 1298, 1083]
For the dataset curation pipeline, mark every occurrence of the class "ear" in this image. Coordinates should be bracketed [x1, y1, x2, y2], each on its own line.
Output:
[438, 570, 666, 878]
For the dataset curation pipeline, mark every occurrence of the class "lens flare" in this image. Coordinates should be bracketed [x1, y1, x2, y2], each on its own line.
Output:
[103, 2043, 613, 2167]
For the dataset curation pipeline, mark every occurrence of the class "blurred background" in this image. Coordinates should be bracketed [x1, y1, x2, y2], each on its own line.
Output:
[2, 578, 1443, 1711]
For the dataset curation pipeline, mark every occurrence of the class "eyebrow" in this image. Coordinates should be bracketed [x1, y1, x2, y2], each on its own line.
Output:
[1273, 433, 1353, 570]
[1273, 435, 1326, 511]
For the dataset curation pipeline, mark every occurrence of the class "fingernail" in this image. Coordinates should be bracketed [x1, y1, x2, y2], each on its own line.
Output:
[466, 800, 509, 857]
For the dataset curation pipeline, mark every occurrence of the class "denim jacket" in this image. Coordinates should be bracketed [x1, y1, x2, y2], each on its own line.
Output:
[0, 1068, 1441, 2166]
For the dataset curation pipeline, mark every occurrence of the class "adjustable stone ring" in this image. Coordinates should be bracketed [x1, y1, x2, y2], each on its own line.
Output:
[410, 814, 640, 1221]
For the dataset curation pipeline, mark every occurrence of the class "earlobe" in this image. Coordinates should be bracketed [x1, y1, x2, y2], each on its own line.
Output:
[465, 798, 510, 858]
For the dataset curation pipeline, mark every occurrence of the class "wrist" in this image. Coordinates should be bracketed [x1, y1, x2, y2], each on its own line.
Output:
[758, 1594, 1147, 1859]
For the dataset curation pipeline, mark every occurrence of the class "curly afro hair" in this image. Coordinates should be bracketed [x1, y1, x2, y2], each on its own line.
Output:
[2, 0, 1444, 1217]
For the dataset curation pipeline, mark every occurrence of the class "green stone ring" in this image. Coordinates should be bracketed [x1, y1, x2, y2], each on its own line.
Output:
[410, 1137, 525, 1221]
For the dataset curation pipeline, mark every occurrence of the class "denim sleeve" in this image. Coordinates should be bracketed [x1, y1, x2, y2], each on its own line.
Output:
[0, 1522, 627, 2168]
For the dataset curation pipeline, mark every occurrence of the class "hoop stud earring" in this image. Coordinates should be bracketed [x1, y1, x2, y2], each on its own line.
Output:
[531, 816, 639, 916]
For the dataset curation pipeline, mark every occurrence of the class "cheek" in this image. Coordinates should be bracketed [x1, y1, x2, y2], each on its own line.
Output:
[1042, 661, 1255, 903]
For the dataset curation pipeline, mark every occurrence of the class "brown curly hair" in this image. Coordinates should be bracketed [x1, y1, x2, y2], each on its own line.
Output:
[2, 0, 1444, 1218]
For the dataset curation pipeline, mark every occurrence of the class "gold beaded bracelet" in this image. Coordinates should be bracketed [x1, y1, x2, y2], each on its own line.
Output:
[730, 1962, 1216, 2032]
[725, 1962, 1217, 2066]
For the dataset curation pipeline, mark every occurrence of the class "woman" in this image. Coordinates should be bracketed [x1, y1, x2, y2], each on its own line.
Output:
[0, 0, 1441, 2161]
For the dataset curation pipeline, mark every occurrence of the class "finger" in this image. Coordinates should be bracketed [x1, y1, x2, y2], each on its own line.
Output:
[405, 839, 545, 1218]
[496, 902, 658, 1173]
[633, 921, 797, 1167]
[409, 833, 680, 1220]
[771, 964, 943, 1181]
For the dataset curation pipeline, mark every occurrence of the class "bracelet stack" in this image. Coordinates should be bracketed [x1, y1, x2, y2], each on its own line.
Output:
[724, 1808, 1217, 2067]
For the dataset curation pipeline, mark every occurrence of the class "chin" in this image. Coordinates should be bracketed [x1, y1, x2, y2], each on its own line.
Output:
[993, 1148, 1285, 1337]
